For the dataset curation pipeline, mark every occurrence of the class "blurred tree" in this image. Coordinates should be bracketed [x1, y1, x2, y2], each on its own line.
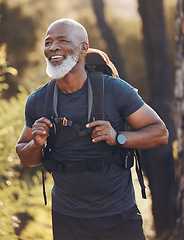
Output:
[0, 1, 37, 99]
[138, 0, 176, 238]
[91, 0, 126, 79]
[172, 0, 184, 239]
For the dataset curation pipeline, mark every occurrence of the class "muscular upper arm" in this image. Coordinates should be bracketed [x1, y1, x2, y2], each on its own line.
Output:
[126, 103, 164, 130]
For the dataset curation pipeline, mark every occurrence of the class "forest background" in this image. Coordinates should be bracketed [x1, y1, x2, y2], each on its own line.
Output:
[0, 0, 180, 240]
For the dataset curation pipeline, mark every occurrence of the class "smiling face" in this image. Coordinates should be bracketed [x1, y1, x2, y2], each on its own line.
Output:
[44, 19, 88, 79]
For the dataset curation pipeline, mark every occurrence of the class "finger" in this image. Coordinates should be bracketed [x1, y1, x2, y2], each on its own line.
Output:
[35, 117, 52, 128]
[32, 122, 50, 132]
[86, 120, 106, 128]
[91, 123, 112, 138]
[33, 132, 49, 147]
[32, 127, 48, 134]
[92, 134, 107, 143]
[32, 129, 48, 136]
[92, 129, 106, 139]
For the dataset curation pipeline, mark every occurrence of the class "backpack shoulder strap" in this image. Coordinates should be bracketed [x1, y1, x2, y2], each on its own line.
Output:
[43, 79, 59, 147]
[44, 79, 57, 117]
[88, 71, 104, 121]
[134, 149, 146, 199]
[42, 79, 59, 205]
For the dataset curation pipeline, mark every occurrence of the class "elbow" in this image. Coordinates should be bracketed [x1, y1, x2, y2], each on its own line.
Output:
[16, 144, 25, 167]
[16, 142, 42, 168]
[20, 160, 31, 169]
[160, 123, 169, 146]
[19, 158, 32, 169]
[162, 129, 169, 146]
[15, 144, 21, 162]
[15, 143, 31, 168]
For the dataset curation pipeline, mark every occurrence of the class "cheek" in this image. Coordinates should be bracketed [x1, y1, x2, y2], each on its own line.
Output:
[44, 48, 48, 57]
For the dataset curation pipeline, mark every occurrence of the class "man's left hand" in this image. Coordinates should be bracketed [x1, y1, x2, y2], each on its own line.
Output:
[86, 120, 117, 146]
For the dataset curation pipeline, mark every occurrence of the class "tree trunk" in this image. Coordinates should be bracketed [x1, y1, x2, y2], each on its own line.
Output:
[91, 0, 126, 79]
[170, 0, 184, 238]
[138, 0, 176, 237]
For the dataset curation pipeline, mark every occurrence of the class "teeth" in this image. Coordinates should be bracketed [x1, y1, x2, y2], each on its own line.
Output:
[51, 55, 63, 60]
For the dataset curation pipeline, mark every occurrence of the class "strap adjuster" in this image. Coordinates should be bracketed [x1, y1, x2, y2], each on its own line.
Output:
[61, 117, 68, 126]
[61, 162, 73, 173]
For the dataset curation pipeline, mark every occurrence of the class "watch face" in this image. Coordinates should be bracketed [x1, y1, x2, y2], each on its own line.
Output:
[117, 134, 126, 145]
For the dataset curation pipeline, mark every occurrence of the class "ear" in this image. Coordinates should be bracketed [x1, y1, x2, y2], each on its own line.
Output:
[81, 42, 88, 53]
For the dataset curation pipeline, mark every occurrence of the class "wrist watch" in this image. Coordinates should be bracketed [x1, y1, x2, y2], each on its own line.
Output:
[116, 132, 126, 145]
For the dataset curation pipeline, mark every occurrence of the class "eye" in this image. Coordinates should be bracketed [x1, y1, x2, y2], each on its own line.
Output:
[45, 41, 52, 46]
[60, 39, 69, 43]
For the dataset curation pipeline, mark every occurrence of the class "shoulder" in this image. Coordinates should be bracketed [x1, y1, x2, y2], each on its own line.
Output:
[103, 74, 144, 117]
[103, 74, 137, 95]
[27, 82, 49, 103]
[25, 81, 53, 128]
[104, 74, 133, 87]
[26, 79, 56, 109]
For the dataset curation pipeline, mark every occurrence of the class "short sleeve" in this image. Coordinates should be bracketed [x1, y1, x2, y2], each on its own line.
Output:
[114, 78, 144, 118]
[25, 92, 38, 128]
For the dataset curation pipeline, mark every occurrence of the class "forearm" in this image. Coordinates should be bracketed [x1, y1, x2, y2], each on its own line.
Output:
[120, 122, 169, 149]
[16, 140, 44, 168]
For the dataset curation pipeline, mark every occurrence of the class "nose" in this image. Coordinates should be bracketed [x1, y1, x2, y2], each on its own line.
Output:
[49, 41, 61, 52]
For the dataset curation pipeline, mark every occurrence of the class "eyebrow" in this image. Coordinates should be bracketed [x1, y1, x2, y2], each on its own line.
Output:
[45, 35, 68, 42]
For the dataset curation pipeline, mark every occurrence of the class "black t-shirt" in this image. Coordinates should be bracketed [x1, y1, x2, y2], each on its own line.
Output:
[25, 75, 144, 217]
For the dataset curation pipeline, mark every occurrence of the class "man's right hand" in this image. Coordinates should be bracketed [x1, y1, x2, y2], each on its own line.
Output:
[32, 117, 53, 148]
[16, 117, 53, 168]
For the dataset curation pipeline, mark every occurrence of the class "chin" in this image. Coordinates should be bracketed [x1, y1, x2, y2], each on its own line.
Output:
[45, 55, 78, 79]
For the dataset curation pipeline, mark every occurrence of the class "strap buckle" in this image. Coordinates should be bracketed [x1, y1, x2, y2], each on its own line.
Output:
[61, 117, 68, 126]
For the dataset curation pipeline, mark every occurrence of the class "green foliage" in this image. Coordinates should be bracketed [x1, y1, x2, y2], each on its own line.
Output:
[0, 1, 38, 98]
[0, 91, 53, 239]
[0, 91, 25, 174]
[0, 43, 18, 94]
[0, 92, 25, 238]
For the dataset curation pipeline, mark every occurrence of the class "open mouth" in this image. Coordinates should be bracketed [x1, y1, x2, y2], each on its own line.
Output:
[50, 55, 65, 62]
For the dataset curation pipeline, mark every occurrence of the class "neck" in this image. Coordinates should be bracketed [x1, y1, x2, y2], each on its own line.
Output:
[56, 68, 87, 93]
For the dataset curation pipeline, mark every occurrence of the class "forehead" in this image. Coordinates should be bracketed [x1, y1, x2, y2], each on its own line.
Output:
[46, 22, 78, 41]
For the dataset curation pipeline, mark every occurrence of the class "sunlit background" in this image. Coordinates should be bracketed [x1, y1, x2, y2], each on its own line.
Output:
[0, 0, 179, 239]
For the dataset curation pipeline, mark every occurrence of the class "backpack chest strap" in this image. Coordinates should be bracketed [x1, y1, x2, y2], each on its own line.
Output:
[51, 72, 104, 136]
[53, 116, 92, 136]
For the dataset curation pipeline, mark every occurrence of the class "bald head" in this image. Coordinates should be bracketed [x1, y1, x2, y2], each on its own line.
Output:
[47, 19, 89, 45]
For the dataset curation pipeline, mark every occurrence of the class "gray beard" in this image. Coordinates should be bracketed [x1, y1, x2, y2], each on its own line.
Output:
[46, 52, 79, 79]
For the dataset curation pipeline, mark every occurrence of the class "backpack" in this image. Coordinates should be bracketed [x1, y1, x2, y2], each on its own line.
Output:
[41, 48, 146, 205]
